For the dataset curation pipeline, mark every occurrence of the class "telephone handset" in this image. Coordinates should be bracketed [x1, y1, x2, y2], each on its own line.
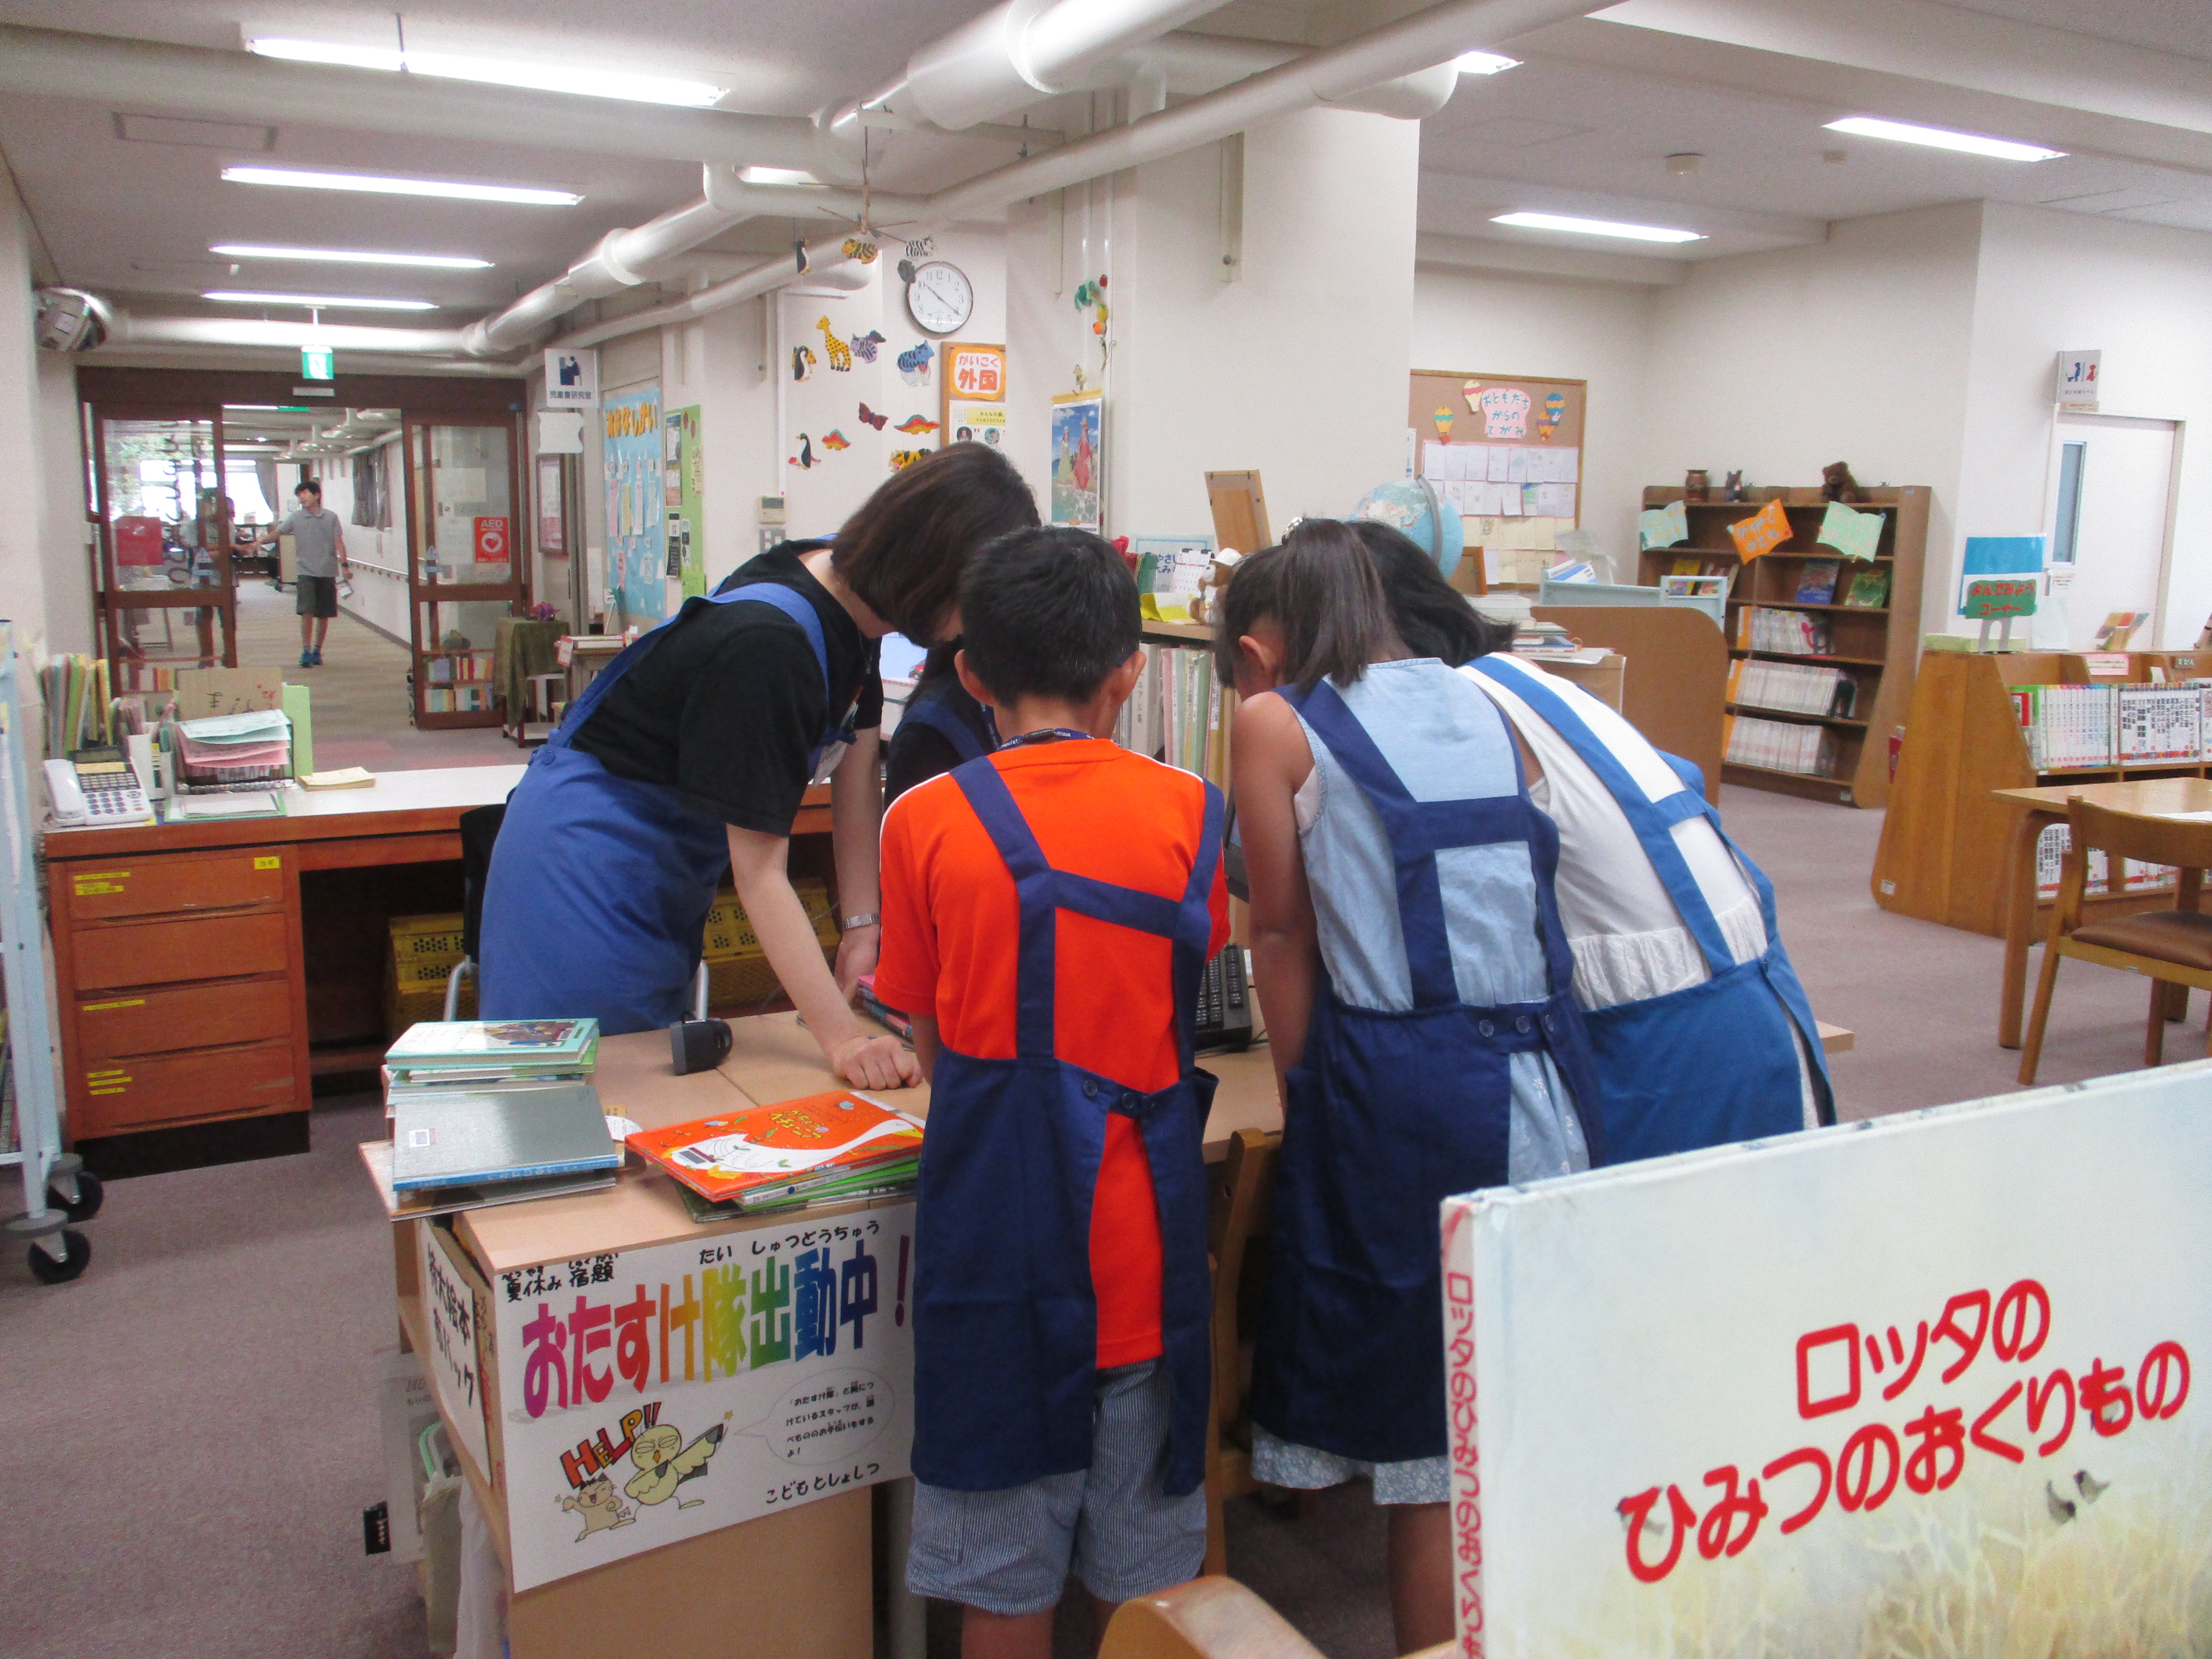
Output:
[45, 756, 153, 827]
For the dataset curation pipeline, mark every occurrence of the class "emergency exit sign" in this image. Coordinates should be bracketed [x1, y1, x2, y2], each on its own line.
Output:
[301, 346, 335, 380]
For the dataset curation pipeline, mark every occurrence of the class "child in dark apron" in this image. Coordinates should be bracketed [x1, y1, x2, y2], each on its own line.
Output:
[1219, 520, 1607, 1652]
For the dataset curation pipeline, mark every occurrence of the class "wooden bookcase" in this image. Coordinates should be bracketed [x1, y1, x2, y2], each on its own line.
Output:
[1870, 648, 2212, 936]
[1638, 486, 1928, 808]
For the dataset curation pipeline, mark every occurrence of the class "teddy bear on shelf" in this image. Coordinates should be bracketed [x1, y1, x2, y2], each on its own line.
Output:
[1822, 461, 1866, 503]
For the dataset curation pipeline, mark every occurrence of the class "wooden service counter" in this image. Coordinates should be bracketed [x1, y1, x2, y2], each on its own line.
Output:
[41, 766, 832, 1174]
[370, 1018, 1283, 1659]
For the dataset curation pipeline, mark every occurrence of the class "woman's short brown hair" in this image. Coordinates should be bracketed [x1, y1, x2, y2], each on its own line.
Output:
[831, 443, 1037, 642]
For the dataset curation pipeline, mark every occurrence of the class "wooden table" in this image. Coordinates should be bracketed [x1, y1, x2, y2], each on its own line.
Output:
[44, 765, 831, 1173]
[1990, 777, 2212, 1047]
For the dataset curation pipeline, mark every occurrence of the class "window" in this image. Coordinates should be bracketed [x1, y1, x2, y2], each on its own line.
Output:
[2051, 440, 2087, 565]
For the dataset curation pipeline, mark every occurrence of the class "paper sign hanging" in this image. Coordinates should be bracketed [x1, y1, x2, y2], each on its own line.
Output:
[1815, 501, 1883, 561]
[1469, 384, 1532, 440]
[1646, 504, 1690, 555]
[1726, 497, 1792, 560]
[2057, 349, 2100, 412]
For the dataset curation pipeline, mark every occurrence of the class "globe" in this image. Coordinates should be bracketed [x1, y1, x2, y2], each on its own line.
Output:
[1352, 477, 1464, 580]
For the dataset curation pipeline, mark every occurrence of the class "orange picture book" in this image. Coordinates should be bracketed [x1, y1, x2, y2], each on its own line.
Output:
[625, 1090, 925, 1206]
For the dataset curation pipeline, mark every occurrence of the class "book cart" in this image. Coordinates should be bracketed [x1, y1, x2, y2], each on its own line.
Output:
[1639, 486, 1929, 808]
[1871, 648, 2212, 939]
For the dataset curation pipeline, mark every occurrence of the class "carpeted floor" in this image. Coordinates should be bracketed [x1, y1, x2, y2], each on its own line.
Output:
[2, 784, 2191, 1659]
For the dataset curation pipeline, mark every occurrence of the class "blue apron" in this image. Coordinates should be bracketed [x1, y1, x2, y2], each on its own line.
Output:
[1249, 680, 1607, 1467]
[896, 683, 993, 764]
[477, 584, 856, 1034]
[911, 752, 1222, 1495]
[1463, 659, 1833, 1158]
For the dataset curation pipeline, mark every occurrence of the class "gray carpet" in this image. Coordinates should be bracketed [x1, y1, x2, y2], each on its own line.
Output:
[2, 786, 2188, 1659]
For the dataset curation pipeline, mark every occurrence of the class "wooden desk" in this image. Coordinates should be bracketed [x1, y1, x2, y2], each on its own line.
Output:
[1531, 605, 1728, 804]
[43, 766, 833, 1172]
[1989, 778, 2212, 1048]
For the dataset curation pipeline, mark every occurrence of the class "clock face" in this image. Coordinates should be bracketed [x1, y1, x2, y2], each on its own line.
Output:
[906, 261, 973, 337]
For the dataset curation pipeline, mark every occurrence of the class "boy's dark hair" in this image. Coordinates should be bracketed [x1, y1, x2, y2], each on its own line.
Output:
[296, 479, 321, 498]
[1213, 518, 1399, 694]
[959, 528, 1139, 706]
[833, 442, 1037, 643]
[1350, 520, 1514, 666]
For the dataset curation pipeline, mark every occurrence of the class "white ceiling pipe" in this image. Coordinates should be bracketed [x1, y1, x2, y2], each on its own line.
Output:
[902, 0, 1233, 132]
[0, 23, 835, 172]
[1073, 32, 1458, 118]
[551, 244, 868, 351]
[701, 170, 933, 224]
[926, 0, 1610, 221]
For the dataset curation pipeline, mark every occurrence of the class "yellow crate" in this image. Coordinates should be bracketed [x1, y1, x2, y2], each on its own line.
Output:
[385, 970, 475, 1037]
[702, 879, 837, 959]
[390, 913, 466, 990]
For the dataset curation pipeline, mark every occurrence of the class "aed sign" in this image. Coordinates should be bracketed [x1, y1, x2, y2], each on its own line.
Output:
[474, 517, 511, 562]
[2057, 349, 2100, 412]
[300, 346, 335, 381]
[1962, 578, 2037, 620]
[543, 347, 599, 409]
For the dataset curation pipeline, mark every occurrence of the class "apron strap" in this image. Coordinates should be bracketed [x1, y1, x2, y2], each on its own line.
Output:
[898, 695, 992, 764]
[952, 753, 1223, 1066]
[1463, 657, 1739, 976]
[1286, 679, 1551, 1010]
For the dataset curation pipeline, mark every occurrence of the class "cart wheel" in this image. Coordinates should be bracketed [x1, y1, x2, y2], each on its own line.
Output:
[51, 1171, 103, 1222]
[28, 1230, 91, 1284]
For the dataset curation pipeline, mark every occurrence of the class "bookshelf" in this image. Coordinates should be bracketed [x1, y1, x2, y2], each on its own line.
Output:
[1870, 649, 2212, 936]
[1639, 485, 1928, 808]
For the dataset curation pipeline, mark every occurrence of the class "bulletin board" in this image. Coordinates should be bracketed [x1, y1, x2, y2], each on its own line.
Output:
[1410, 370, 1586, 582]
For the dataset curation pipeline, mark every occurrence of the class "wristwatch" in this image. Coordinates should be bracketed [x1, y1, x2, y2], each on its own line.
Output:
[841, 912, 882, 930]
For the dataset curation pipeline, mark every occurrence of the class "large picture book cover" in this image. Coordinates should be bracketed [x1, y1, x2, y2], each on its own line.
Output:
[628, 1090, 923, 1205]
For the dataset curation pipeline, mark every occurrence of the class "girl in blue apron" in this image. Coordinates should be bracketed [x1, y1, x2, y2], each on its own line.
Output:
[884, 640, 996, 805]
[1218, 521, 1607, 1654]
[1353, 521, 1834, 1155]
[478, 444, 1037, 1086]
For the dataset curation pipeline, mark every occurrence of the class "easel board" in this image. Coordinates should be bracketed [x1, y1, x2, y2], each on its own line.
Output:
[1411, 371, 1586, 586]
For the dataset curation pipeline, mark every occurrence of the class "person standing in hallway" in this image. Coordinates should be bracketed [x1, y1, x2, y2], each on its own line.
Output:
[265, 479, 348, 668]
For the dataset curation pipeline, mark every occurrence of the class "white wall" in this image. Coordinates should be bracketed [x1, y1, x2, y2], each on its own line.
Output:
[36, 351, 92, 656]
[1959, 202, 2212, 648]
[0, 179, 58, 655]
[1412, 266, 1656, 568]
[1643, 203, 1985, 642]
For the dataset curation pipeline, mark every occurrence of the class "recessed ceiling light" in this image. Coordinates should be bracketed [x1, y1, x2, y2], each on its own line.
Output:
[1454, 51, 1520, 75]
[737, 166, 822, 187]
[1490, 211, 1706, 243]
[1823, 116, 2063, 162]
[221, 166, 581, 206]
[210, 243, 492, 269]
[204, 290, 438, 310]
[246, 36, 727, 107]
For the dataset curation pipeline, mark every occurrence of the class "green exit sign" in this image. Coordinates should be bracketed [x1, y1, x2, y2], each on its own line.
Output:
[300, 346, 335, 380]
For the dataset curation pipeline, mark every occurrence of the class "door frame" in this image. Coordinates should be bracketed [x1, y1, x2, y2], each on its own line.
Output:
[2043, 409, 2186, 646]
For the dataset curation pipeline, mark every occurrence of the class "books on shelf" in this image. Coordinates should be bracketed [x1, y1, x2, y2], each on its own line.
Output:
[2034, 822, 2174, 900]
[387, 1079, 620, 1192]
[2009, 683, 2212, 769]
[424, 648, 496, 684]
[386, 1017, 600, 1084]
[1842, 566, 1893, 609]
[421, 685, 491, 714]
[1113, 643, 1227, 783]
[1726, 715, 1837, 777]
[1794, 558, 1840, 605]
[1740, 606, 1834, 657]
[627, 1090, 924, 1215]
[1731, 660, 1857, 718]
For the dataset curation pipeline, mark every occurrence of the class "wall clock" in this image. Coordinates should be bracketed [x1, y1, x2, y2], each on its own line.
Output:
[902, 259, 973, 337]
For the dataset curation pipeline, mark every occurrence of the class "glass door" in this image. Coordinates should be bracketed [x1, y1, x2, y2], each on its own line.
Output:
[89, 408, 239, 689]
[404, 417, 525, 726]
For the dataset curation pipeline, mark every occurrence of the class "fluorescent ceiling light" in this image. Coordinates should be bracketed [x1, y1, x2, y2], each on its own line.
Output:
[1823, 116, 2063, 162]
[1453, 51, 1520, 75]
[737, 166, 821, 187]
[204, 290, 437, 310]
[210, 243, 492, 269]
[1491, 211, 1705, 243]
[222, 166, 581, 206]
[247, 36, 726, 107]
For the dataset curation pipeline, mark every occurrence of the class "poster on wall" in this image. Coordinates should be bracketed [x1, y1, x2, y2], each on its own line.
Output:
[1050, 391, 1103, 532]
[535, 454, 565, 557]
[1441, 1064, 2210, 1658]
[491, 1204, 916, 1592]
[942, 342, 1007, 452]
[665, 406, 705, 602]
[602, 386, 665, 628]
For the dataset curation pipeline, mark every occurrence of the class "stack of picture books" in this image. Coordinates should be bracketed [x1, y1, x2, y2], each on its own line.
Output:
[628, 1090, 924, 1220]
[380, 1019, 618, 1215]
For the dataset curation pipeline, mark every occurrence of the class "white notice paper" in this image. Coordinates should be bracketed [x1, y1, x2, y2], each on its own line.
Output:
[1488, 446, 1513, 483]
[1423, 441, 1451, 479]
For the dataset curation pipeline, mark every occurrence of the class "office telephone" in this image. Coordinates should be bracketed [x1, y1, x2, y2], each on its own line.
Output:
[45, 754, 153, 827]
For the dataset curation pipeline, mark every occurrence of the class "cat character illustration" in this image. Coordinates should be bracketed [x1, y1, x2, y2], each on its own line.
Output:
[560, 1475, 635, 1541]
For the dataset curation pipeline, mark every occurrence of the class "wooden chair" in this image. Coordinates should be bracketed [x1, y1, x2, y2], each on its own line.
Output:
[2020, 797, 2212, 1084]
[1202, 1127, 1281, 1577]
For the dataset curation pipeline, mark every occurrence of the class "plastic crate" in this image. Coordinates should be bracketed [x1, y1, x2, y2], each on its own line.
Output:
[387, 913, 471, 1036]
[702, 880, 838, 1013]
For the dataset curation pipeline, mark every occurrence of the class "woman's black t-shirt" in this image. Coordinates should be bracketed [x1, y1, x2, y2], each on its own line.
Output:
[570, 542, 881, 834]
[884, 671, 996, 805]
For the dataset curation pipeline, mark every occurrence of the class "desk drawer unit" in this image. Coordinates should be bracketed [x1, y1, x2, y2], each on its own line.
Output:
[50, 842, 310, 1141]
